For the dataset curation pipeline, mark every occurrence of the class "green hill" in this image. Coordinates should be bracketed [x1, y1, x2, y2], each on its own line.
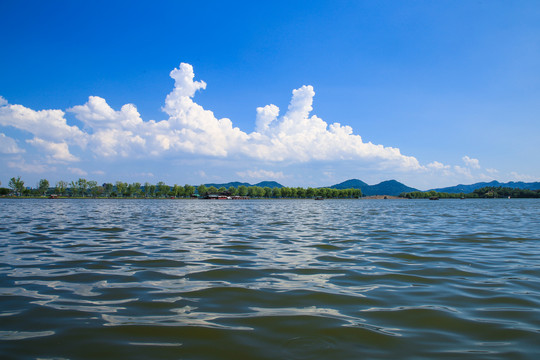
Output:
[430, 180, 540, 194]
[204, 181, 284, 189]
[329, 179, 418, 196]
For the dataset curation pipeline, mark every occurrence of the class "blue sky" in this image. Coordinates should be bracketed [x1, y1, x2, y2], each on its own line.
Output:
[1, 0, 539, 190]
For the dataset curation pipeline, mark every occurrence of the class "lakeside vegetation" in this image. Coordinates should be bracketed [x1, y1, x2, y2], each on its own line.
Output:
[0, 176, 362, 199]
[400, 186, 540, 199]
[3, 176, 540, 199]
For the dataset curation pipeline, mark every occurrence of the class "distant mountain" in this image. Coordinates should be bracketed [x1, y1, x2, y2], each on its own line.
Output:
[201, 179, 540, 196]
[204, 181, 251, 189]
[329, 179, 368, 190]
[254, 181, 284, 188]
[367, 180, 419, 196]
[329, 179, 418, 196]
[204, 181, 284, 189]
[430, 180, 540, 194]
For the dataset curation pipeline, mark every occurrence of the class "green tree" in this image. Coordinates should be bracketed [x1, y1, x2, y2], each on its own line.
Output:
[55, 180, 67, 196]
[173, 184, 185, 197]
[272, 187, 281, 198]
[263, 187, 272, 198]
[76, 178, 88, 197]
[127, 182, 141, 197]
[156, 182, 170, 197]
[116, 181, 127, 197]
[69, 180, 78, 196]
[184, 184, 195, 197]
[218, 186, 227, 194]
[248, 186, 264, 197]
[103, 183, 114, 197]
[87, 180, 99, 197]
[289, 187, 298, 198]
[38, 178, 50, 196]
[238, 185, 248, 196]
[228, 186, 237, 196]
[197, 184, 208, 196]
[143, 182, 151, 197]
[9, 176, 24, 196]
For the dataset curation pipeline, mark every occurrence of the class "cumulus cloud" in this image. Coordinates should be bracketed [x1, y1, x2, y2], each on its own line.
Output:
[26, 137, 79, 162]
[0, 133, 24, 154]
[69, 96, 148, 157]
[0, 98, 86, 144]
[427, 161, 450, 170]
[1, 63, 424, 174]
[255, 104, 279, 133]
[69, 63, 421, 169]
[237, 169, 285, 180]
[462, 155, 480, 169]
[249, 85, 422, 169]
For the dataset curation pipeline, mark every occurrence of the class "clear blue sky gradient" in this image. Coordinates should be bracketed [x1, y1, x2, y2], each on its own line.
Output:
[1, 1, 539, 189]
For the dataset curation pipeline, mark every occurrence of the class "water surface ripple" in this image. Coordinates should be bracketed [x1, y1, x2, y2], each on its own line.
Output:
[1, 198, 539, 359]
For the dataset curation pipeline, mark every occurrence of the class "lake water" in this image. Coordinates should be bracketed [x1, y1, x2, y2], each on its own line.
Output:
[1, 198, 539, 359]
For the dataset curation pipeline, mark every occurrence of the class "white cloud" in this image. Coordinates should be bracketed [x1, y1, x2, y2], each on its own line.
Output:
[0, 133, 24, 154]
[0, 99, 87, 144]
[0, 63, 433, 176]
[0, 96, 7, 107]
[68, 167, 88, 176]
[69, 63, 421, 170]
[454, 165, 472, 177]
[427, 161, 450, 170]
[26, 137, 79, 162]
[92, 170, 105, 175]
[237, 169, 285, 179]
[486, 168, 499, 175]
[255, 104, 279, 133]
[8, 158, 52, 173]
[69, 96, 147, 157]
[462, 155, 480, 169]
[509, 171, 537, 182]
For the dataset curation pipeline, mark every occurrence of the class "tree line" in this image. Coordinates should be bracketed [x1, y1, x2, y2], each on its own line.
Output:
[400, 186, 540, 199]
[0, 176, 362, 199]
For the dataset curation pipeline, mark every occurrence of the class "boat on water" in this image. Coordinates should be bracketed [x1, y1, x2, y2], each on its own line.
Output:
[429, 196, 439, 200]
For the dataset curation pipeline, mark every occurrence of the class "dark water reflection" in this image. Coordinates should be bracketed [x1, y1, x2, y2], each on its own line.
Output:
[1, 198, 539, 359]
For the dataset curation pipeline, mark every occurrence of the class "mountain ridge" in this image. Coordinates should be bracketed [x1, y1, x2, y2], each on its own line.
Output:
[329, 179, 419, 196]
[202, 179, 540, 196]
[204, 181, 284, 189]
[429, 180, 540, 194]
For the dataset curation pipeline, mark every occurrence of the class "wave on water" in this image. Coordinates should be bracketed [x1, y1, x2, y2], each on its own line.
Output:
[1, 198, 539, 359]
